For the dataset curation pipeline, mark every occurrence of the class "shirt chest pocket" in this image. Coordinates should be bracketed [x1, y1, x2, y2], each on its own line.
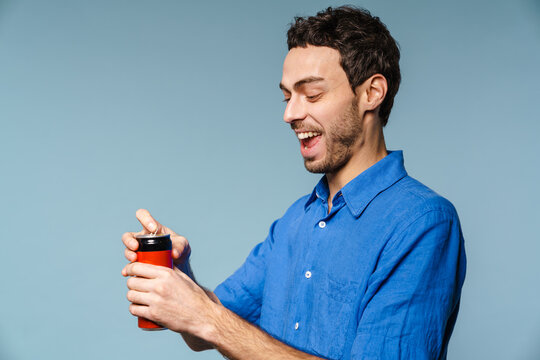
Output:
[307, 275, 359, 360]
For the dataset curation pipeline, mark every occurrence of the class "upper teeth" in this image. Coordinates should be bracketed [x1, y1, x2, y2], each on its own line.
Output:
[297, 132, 320, 140]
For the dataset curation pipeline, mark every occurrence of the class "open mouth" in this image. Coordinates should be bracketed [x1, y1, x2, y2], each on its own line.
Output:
[297, 131, 322, 150]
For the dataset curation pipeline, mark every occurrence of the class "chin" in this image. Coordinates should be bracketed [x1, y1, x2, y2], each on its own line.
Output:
[304, 154, 350, 175]
[303, 158, 327, 174]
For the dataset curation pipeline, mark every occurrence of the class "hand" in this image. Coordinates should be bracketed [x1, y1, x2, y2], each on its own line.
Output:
[122, 262, 216, 335]
[121, 209, 191, 267]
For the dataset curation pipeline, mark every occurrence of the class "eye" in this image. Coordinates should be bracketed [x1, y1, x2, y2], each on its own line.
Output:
[306, 93, 322, 101]
[282, 98, 290, 103]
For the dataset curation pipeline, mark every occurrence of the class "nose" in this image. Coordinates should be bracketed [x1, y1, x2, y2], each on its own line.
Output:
[283, 95, 307, 124]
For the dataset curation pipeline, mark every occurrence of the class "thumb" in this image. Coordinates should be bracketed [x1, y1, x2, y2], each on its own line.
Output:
[135, 208, 162, 234]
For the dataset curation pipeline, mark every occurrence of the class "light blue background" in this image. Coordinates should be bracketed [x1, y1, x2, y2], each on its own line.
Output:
[1, 0, 539, 359]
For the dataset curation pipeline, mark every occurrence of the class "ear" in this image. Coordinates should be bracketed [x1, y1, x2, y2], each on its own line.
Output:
[357, 74, 387, 112]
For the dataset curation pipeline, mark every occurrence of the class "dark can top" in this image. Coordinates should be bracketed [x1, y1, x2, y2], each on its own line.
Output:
[135, 234, 172, 252]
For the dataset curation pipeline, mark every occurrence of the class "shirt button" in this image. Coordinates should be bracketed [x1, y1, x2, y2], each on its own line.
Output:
[305, 271, 312, 279]
[295, 322, 299, 330]
[318, 221, 326, 228]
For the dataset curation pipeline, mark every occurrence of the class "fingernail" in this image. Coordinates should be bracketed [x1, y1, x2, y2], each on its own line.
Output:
[148, 223, 156, 231]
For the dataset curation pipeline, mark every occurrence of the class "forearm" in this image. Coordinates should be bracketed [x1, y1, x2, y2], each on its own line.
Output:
[181, 332, 214, 352]
[177, 260, 216, 352]
[203, 304, 324, 360]
[181, 287, 221, 351]
[176, 262, 321, 359]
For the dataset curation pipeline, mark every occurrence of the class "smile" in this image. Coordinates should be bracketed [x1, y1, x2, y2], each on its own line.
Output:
[297, 131, 321, 140]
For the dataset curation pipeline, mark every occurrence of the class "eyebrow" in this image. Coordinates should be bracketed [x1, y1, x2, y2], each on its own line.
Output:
[279, 76, 325, 92]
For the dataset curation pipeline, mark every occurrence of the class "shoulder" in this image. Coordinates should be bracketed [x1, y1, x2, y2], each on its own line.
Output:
[389, 175, 456, 213]
[285, 193, 311, 214]
[277, 193, 311, 222]
[266, 193, 311, 237]
[374, 177, 465, 260]
[375, 175, 460, 233]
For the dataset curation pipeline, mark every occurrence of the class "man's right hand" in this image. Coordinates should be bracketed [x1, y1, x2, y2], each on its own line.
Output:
[121, 209, 191, 267]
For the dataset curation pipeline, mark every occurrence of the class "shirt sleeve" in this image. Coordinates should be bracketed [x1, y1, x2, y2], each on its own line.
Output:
[350, 209, 467, 360]
[213, 220, 277, 324]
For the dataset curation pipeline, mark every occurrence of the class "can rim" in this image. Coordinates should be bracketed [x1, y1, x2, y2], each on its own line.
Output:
[135, 234, 170, 240]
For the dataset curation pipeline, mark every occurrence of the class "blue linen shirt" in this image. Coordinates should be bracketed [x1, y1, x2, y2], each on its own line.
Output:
[214, 150, 466, 360]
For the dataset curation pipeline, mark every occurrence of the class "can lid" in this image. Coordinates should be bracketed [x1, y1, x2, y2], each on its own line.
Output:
[135, 234, 172, 252]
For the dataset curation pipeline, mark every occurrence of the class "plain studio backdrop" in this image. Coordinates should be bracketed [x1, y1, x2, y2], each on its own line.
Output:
[1, 0, 539, 359]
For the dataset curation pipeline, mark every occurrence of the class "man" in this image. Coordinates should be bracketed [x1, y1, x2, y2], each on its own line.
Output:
[122, 6, 466, 360]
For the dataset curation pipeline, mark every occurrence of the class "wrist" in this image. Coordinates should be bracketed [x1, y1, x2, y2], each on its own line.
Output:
[196, 300, 228, 347]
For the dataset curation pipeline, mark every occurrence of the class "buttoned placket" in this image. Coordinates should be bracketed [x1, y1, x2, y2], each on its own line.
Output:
[290, 194, 349, 340]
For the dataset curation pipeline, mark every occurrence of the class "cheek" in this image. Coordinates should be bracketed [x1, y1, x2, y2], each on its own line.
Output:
[307, 90, 356, 129]
[309, 104, 341, 130]
[309, 106, 346, 133]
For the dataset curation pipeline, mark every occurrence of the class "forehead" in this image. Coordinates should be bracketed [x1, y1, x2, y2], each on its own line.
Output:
[281, 45, 346, 88]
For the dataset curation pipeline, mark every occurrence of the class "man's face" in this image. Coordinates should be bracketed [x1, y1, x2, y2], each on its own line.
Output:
[280, 45, 362, 174]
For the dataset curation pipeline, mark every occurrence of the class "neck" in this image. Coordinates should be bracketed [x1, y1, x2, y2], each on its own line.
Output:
[326, 118, 387, 211]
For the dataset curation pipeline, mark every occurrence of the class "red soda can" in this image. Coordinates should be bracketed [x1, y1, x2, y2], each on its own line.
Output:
[135, 234, 173, 330]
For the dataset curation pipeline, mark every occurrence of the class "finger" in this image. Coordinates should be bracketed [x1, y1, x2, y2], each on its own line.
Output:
[126, 276, 154, 292]
[136, 209, 162, 234]
[129, 303, 150, 319]
[122, 232, 139, 251]
[126, 289, 153, 305]
[123, 262, 167, 279]
[171, 234, 191, 261]
[124, 248, 137, 262]
[172, 247, 190, 262]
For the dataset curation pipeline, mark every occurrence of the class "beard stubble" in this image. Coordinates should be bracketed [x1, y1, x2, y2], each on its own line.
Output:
[304, 99, 363, 174]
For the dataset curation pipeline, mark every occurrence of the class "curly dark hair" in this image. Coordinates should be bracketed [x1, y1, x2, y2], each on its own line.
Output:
[287, 6, 401, 127]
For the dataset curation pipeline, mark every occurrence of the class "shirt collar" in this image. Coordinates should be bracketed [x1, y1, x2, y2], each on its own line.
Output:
[305, 150, 408, 217]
